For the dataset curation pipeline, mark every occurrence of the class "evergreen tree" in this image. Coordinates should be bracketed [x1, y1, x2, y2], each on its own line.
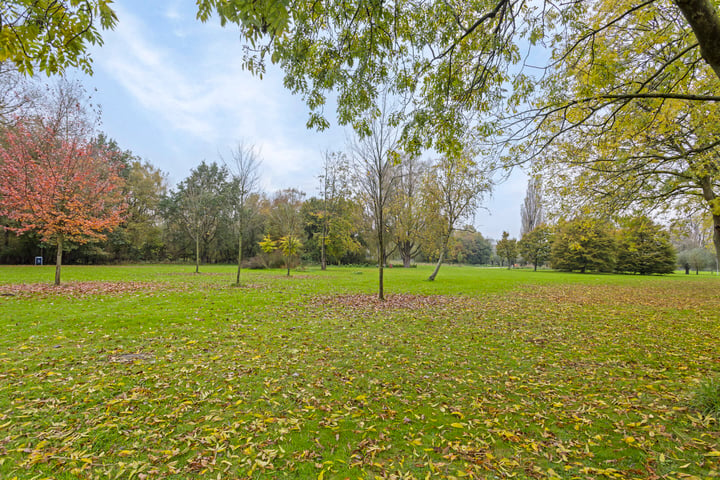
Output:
[615, 217, 677, 275]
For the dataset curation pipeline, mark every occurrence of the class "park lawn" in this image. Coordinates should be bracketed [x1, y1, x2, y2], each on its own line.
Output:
[0, 264, 718, 479]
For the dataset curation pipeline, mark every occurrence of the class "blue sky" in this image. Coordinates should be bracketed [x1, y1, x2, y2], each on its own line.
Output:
[75, 0, 527, 240]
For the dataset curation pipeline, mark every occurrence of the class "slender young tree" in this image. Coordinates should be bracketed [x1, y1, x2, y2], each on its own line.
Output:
[221, 142, 261, 285]
[317, 151, 351, 270]
[423, 153, 490, 281]
[351, 108, 401, 300]
[263, 188, 306, 275]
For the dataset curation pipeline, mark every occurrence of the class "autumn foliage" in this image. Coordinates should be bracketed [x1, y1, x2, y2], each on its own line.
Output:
[0, 121, 126, 284]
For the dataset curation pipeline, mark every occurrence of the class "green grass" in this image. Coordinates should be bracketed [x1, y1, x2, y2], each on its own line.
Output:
[0, 264, 718, 479]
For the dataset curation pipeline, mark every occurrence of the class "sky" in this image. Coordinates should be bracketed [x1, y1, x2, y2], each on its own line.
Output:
[74, 0, 528, 240]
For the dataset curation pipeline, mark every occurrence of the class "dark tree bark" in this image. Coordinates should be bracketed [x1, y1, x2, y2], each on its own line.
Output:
[675, 0, 720, 79]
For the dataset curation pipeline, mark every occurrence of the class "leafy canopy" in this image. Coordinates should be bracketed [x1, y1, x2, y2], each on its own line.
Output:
[0, 0, 117, 76]
[0, 121, 126, 245]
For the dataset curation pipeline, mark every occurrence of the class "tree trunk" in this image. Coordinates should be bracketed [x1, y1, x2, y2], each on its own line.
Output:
[403, 254, 411, 268]
[54, 234, 63, 286]
[712, 212, 720, 272]
[320, 223, 327, 271]
[195, 232, 200, 274]
[236, 230, 243, 285]
[428, 231, 452, 281]
[377, 229, 385, 301]
[698, 176, 720, 269]
[675, 0, 720, 79]
[428, 249, 445, 281]
[534, 261, 537, 272]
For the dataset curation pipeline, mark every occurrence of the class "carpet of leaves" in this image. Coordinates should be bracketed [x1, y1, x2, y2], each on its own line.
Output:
[0, 281, 171, 299]
[0, 279, 718, 479]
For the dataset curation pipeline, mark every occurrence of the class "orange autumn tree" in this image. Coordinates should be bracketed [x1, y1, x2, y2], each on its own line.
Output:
[0, 121, 126, 285]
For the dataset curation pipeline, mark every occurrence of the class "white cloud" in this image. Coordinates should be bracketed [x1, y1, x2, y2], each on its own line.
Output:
[97, 6, 283, 143]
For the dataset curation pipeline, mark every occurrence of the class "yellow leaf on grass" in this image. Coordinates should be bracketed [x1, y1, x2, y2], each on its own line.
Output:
[450, 422, 465, 429]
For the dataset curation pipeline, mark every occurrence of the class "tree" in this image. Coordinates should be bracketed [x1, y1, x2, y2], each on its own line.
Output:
[0, 1, 117, 76]
[523, 2, 720, 268]
[520, 176, 543, 236]
[302, 196, 363, 266]
[495, 231, 518, 269]
[450, 228, 493, 265]
[120, 159, 167, 261]
[615, 217, 677, 275]
[278, 235, 303, 277]
[0, 62, 39, 125]
[316, 151, 353, 270]
[0, 121, 125, 284]
[258, 233, 303, 276]
[422, 153, 490, 280]
[518, 224, 552, 271]
[351, 107, 401, 300]
[550, 218, 616, 273]
[168, 161, 233, 273]
[263, 188, 305, 274]
[388, 155, 427, 268]
[678, 247, 716, 274]
[221, 142, 262, 285]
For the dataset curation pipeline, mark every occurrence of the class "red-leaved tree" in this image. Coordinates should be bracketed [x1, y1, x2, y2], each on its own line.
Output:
[0, 121, 126, 285]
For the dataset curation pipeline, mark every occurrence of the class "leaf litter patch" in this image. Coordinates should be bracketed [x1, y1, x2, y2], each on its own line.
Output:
[107, 352, 156, 364]
[0, 281, 172, 299]
[514, 282, 720, 310]
[308, 293, 474, 312]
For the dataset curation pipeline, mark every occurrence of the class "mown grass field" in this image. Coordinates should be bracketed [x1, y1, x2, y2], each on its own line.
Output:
[0, 264, 718, 479]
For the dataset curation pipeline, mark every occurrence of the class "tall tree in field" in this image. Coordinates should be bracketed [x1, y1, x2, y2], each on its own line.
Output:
[0, 121, 125, 284]
[169, 161, 233, 273]
[518, 224, 552, 271]
[551, 218, 616, 273]
[388, 155, 427, 268]
[317, 151, 352, 270]
[122, 159, 168, 260]
[520, 176, 543, 236]
[351, 108, 401, 300]
[423, 153, 490, 281]
[221, 142, 262, 285]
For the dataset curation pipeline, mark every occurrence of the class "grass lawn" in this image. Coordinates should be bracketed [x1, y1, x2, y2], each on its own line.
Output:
[0, 264, 718, 479]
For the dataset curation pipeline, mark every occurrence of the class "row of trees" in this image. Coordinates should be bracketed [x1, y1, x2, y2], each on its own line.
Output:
[499, 177, 718, 275]
[0, 74, 494, 291]
[497, 217, 673, 275]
